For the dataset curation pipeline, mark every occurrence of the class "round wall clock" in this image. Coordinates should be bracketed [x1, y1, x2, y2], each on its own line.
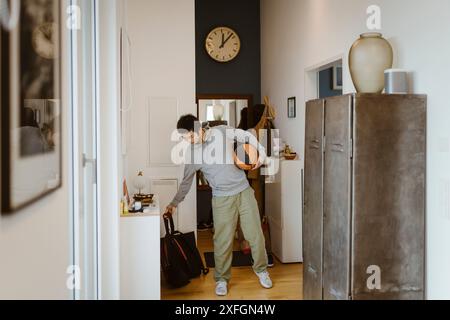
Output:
[205, 26, 241, 63]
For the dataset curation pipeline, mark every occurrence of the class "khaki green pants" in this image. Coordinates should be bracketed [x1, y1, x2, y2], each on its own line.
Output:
[212, 187, 268, 282]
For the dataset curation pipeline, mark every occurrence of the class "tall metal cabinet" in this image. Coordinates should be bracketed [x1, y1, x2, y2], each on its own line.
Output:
[303, 94, 426, 300]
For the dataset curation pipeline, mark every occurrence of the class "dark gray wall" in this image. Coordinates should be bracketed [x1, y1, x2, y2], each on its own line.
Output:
[319, 67, 343, 99]
[195, 0, 261, 103]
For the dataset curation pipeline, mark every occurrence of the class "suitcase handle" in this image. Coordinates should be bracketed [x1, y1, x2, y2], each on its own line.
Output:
[163, 214, 176, 235]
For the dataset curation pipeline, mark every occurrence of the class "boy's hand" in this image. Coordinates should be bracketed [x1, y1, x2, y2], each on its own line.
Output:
[164, 205, 176, 218]
[251, 157, 265, 171]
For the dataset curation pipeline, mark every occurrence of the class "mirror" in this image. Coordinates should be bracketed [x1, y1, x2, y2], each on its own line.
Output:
[198, 99, 249, 128]
[195, 94, 253, 234]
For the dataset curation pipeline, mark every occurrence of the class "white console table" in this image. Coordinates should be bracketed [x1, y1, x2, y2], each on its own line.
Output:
[120, 197, 161, 300]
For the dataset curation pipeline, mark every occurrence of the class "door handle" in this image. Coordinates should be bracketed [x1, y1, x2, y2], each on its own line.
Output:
[331, 143, 345, 153]
[82, 154, 97, 184]
[309, 139, 321, 149]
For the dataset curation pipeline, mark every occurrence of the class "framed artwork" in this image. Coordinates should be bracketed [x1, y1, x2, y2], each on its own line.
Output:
[1, 0, 62, 213]
[333, 65, 343, 90]
[288, 97, 296, 118]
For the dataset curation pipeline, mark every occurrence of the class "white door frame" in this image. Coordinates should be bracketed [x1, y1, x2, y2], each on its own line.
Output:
[71, 0, 101, 300]
[96, 0, 121, 300]
[71, 0, 122, 300]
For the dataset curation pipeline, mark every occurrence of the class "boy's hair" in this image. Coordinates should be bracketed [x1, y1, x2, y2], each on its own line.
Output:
[177, 114, 199, 132]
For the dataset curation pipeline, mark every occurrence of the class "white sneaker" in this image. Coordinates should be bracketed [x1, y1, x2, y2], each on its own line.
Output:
[215, 281, 228, 296]
[255, 270, 273, 289]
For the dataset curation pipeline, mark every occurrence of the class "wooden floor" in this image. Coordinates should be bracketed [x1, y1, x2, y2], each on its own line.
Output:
[161, 229, 303, 300]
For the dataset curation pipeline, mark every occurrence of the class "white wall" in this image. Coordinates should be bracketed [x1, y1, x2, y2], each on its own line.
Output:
[261, 0, 450, 299]
[124, 0, 197, 233]
[0, 0, 73, 299]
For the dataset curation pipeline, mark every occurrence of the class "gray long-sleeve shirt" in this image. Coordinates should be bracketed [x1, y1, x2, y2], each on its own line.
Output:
[169, 125, 266, 207]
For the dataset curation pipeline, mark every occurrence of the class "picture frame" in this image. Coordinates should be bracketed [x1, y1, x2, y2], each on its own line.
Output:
[333, 65, 343, 90]
[288, 97, 296, 118]
[1, 0, 62, 213]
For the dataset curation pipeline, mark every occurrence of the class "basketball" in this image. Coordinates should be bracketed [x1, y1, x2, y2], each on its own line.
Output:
[233, 143, 259, 171]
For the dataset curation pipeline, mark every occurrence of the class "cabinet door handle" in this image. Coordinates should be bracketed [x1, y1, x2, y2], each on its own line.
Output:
[309, 139, 321, 149]
[331, 143, 345, 153]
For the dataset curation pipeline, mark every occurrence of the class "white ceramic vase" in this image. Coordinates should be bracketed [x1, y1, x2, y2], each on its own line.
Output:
[213, 102, 225, 121]
[349, 32, 393, 93]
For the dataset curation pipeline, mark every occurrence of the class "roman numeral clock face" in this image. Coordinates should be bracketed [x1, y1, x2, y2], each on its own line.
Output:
[205, 27, 241, 63]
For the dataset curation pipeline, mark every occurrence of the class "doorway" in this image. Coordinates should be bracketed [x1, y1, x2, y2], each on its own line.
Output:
[305, 56, 344, 101]
[318, 63, 343, 99]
